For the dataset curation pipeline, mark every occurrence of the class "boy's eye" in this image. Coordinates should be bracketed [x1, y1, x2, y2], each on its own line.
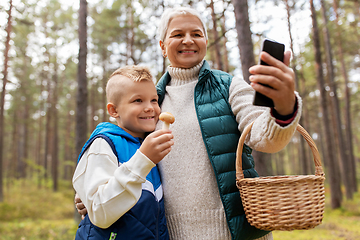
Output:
[134, 99, 142, 103]
[151, 98, 158, 103]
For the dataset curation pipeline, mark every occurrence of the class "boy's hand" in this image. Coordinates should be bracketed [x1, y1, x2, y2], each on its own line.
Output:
[249, 50, 296, 116]
[140, 129, 174, 164]
[75, 193, 87, 219]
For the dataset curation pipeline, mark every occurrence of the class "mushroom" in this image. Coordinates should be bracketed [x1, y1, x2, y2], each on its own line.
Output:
[159, 112, 175, 130]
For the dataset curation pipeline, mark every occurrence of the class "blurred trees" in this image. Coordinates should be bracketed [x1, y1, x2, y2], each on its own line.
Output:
[232, 0, 273, 177]
[310, 0, 342, 208]
[76, 0, 88, 184]
[0, 0, 13, 202]
[0, 0, 359, 209]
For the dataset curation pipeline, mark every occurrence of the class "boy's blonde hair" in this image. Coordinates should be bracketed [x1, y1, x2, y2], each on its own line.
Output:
[106, 65, 154, 103]
[109, 65, 153, 82]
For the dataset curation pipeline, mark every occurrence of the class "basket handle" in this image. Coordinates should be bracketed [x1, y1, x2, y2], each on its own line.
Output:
[235, 121, 324, 180]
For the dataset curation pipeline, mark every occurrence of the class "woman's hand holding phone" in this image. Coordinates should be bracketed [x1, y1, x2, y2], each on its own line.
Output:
[250, 39, 296, 116]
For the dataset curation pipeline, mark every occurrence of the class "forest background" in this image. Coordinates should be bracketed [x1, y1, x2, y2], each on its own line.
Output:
[0, 0, 360, 239]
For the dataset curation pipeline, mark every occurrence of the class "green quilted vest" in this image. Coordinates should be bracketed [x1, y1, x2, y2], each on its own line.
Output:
[157, 61, 269, 240]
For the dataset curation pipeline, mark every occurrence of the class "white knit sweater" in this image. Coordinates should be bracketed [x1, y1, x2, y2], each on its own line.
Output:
[156, 61, 301, 240]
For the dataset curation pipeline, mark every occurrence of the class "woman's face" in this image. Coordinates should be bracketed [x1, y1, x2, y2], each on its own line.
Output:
[160, 15, 208, 69]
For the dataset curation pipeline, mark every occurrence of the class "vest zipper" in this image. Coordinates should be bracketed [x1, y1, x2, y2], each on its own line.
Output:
[156, 199, 160, 240]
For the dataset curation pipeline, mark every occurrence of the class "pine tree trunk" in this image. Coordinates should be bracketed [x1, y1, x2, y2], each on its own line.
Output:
[102, 54, 107, 123]
[320, 0, 353, 199]
[284, 0, 309, 175]
[210, 0, 223, 70]
[90, 82, 96, 131]
[231, 0, 256, 83]
[44, 69, 53, 180]
[310, 0, 342, 208]
[0, 0, 13, 202]
[23, 98, 29, 179]
[76, 0, 88, 157]
[220, 14, 230, 73]
[64, 110, 72, 180]
[52, 62, 59, 192]
[127, 3, 135, 64]
[36, 75, 45, 188]
[298, 64, 314, 173]
[10, 111, 18, 180]
[75, 0, 88, 223]
[17, 112, 26, 178]
[275, 151, 286, 175]
[332, 0, 357, 193]
[22, 60, 30, 179]
[231, 0, 271, 176]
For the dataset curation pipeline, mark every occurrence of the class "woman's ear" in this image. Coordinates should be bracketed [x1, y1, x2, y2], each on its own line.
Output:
[159, 40, 166, 57]
[107, 103, 119, 118]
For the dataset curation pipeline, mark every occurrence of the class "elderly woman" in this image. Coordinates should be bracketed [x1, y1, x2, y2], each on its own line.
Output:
[155, 6, 301, 240]
[76, 6, 301, 240]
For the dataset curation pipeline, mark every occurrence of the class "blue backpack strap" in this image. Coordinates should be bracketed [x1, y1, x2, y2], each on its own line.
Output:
[77, 134, 118, 164]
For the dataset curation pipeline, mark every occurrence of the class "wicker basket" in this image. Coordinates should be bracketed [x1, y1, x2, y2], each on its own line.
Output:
[235, 122, 325, 231]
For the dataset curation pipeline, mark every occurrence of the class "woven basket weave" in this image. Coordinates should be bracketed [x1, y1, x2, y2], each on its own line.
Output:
[236, 122, 325, 231]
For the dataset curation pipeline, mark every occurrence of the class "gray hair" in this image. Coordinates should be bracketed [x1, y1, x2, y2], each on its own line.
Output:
[158, 6, 208, 42]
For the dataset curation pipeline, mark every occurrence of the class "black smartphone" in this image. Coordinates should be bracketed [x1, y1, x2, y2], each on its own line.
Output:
[253, 39, 285, 107]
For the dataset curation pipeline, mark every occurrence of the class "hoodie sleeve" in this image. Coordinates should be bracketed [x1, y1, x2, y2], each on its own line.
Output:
[72, 138, 155, 228]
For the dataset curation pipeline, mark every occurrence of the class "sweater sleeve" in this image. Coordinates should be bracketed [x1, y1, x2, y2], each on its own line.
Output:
[72, 138, 155, 228]
[229, 75, 302, 153]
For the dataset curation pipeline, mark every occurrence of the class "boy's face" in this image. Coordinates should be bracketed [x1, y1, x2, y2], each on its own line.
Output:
[112, 76, 160, 139]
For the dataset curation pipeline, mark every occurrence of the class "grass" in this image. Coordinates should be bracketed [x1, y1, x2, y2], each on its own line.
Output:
[273, 191, 360, 240]
[0, 179, 79, 240]
[0, 180, 359, 240]
[0, 219, 78, 240]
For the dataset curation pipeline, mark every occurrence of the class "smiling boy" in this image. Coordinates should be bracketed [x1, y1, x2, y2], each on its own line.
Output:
[72, 65, 173, 240]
